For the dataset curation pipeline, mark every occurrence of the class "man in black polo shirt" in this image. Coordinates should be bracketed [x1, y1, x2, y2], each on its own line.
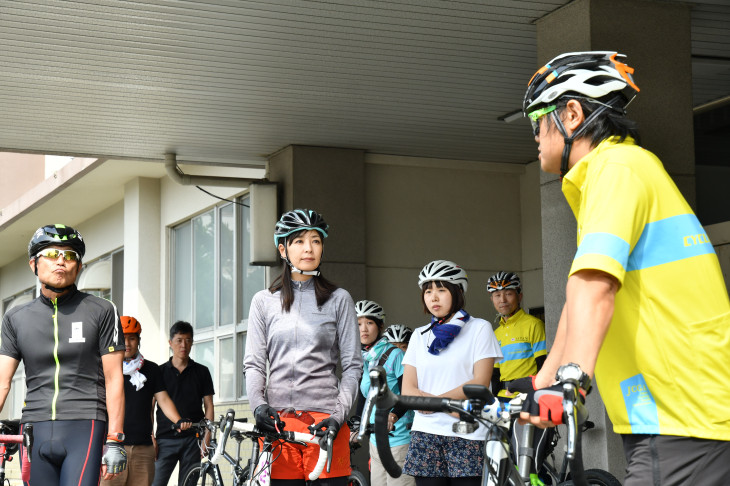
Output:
[152, 321, 214, 486]
[101, 316, 191, 486]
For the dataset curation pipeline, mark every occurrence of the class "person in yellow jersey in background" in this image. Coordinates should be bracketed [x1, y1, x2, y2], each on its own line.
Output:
[486, 271, 546, 400]
[519, 51, 730, 485]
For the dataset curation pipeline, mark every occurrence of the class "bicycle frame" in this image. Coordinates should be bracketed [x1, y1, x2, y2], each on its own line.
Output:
[213, 409, 330, 485]
[187, 418, 247, 486]
[367, 366, 590, 486]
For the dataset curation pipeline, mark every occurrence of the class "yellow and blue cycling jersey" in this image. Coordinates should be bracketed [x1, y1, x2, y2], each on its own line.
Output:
[494, 309, 546, 398]
[563, 137, 730, 440]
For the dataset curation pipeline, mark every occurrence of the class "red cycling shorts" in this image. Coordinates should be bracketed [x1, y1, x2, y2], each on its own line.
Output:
[266, 410, 351, 480]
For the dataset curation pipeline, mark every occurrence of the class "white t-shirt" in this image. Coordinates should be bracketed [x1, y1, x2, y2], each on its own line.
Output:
[402, 316, 503, 440]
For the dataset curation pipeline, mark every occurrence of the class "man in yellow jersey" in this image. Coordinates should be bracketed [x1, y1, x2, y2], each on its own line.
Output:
[487, 271, 546, 400]
[519, 52, 730, 485]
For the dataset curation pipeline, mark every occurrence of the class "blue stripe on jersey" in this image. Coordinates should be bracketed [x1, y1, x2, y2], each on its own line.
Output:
[499, 342, 534, 363]
[574, 232, 630, 270]
[532, 341, 547, 354]
[627, 213, 715, 272]
[621, 373, 660, 434]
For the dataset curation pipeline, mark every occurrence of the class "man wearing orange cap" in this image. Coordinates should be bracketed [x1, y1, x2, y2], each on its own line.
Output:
[101, 316, 191, 486]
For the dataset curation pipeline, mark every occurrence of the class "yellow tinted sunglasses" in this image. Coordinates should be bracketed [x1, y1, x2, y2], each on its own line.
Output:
[36, 248, 81, 262]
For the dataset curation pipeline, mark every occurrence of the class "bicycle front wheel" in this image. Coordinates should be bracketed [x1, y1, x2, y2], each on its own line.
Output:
[183, 465, 218, 486]
[347, 468, 369, 486]
[560, 468, 622, 486]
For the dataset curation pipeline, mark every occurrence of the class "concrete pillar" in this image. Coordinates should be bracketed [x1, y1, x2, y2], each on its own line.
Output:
[268, 145, 367, 302]
[268, 145, 368, 473]
[123, 177, 164, 363]
[536, 0, 693, 479]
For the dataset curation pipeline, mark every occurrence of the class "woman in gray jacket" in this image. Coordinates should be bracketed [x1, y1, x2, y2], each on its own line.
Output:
[244, 208, 363, 486]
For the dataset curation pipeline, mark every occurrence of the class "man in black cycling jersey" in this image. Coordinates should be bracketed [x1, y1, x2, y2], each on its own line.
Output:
[0, 224, 127, 485]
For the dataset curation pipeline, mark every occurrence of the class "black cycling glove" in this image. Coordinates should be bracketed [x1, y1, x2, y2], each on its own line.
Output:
[309, 417, 341, 449]
[174, 418, 192, 432]
[522, 383, 586, 425]
[102, 441, 127, 474]
[254, 404, 285, 434]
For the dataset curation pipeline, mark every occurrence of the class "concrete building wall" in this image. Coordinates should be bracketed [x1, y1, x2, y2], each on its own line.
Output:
[0, 255, 36, 300]
[0, 153, 44, 211]
[363, 154, 542, 326]
[76, 202, 125, 263]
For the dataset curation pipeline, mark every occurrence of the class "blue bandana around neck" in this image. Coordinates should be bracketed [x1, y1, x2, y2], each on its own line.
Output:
[427, 309, 470, 355]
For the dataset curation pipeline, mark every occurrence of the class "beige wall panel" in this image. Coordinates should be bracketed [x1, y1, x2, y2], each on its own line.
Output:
[76, 202, 124, 262]
[364, 156, 544, 327]
[0, 255, 37, 301]
[365, 161, 522, 271]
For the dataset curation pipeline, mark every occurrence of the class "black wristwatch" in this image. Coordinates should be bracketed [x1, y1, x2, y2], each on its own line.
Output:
[556, 363, 592, 394]
[107, 432, 125, 443]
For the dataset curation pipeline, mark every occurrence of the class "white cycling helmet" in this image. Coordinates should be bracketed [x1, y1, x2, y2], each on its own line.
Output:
[523, 51, 640, 177]
[385, 324, 413, 344]
[418, 260, 468, 293]
[523, 51, 639, 115]
[355, 300, 386, 321]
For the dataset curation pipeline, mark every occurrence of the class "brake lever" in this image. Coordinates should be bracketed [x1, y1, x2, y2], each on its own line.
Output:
[23, 424, 33, 463]
[562, 381, 587, 460]
[325, 430, 335, 473]
[358, 388, 377, 442]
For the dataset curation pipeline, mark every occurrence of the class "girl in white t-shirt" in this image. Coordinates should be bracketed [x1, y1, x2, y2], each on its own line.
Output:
[401, 260, 503, 486]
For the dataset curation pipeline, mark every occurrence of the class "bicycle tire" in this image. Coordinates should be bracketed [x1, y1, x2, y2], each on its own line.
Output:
[183, 465, 218, 486]
[347, 468, 369, 486]
[560, 468, 622, 486]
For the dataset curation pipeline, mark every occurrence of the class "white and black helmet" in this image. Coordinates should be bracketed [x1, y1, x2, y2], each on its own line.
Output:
[385, 324, 413, 344]
[274, 209, 329, 247]
[486, 271, 521, 293]
[418, 260, 468, 293]
[523, 51, 639, 115]
[355, 300, 386, 321]
[522, 51, 641, 178]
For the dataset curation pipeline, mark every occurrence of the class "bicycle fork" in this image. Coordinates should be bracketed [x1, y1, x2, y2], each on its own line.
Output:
[483, 426, 518, 486]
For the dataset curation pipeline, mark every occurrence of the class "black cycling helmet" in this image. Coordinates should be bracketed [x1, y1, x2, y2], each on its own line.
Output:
[274, 209, 329, 276]
[28, 224, 85, 260]
[274, 209, 329, 247]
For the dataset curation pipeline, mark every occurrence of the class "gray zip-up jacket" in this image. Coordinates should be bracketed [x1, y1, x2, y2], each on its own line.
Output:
[243, 278, 363, 425]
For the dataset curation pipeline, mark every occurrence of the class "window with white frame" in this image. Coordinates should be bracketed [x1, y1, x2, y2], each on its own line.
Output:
[2, 287, 35, 419]
[77, 249, 125, 313]
[171, 195, 266, 401]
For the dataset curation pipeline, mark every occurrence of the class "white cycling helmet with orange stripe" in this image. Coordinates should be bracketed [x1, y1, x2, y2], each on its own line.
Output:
[523, 51, 640, 177]
[523, 51, 639, 116]
[486, 271, 521, 294]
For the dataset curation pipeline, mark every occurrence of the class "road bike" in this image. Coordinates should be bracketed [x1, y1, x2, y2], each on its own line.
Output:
[501, 378, 621, 486]
[0, 420, 32, 485]
[181, 417, 249, 486]
[364, 366, 615, 486]
[203, 409, 331, 486]
[345, 416, 369, 486]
